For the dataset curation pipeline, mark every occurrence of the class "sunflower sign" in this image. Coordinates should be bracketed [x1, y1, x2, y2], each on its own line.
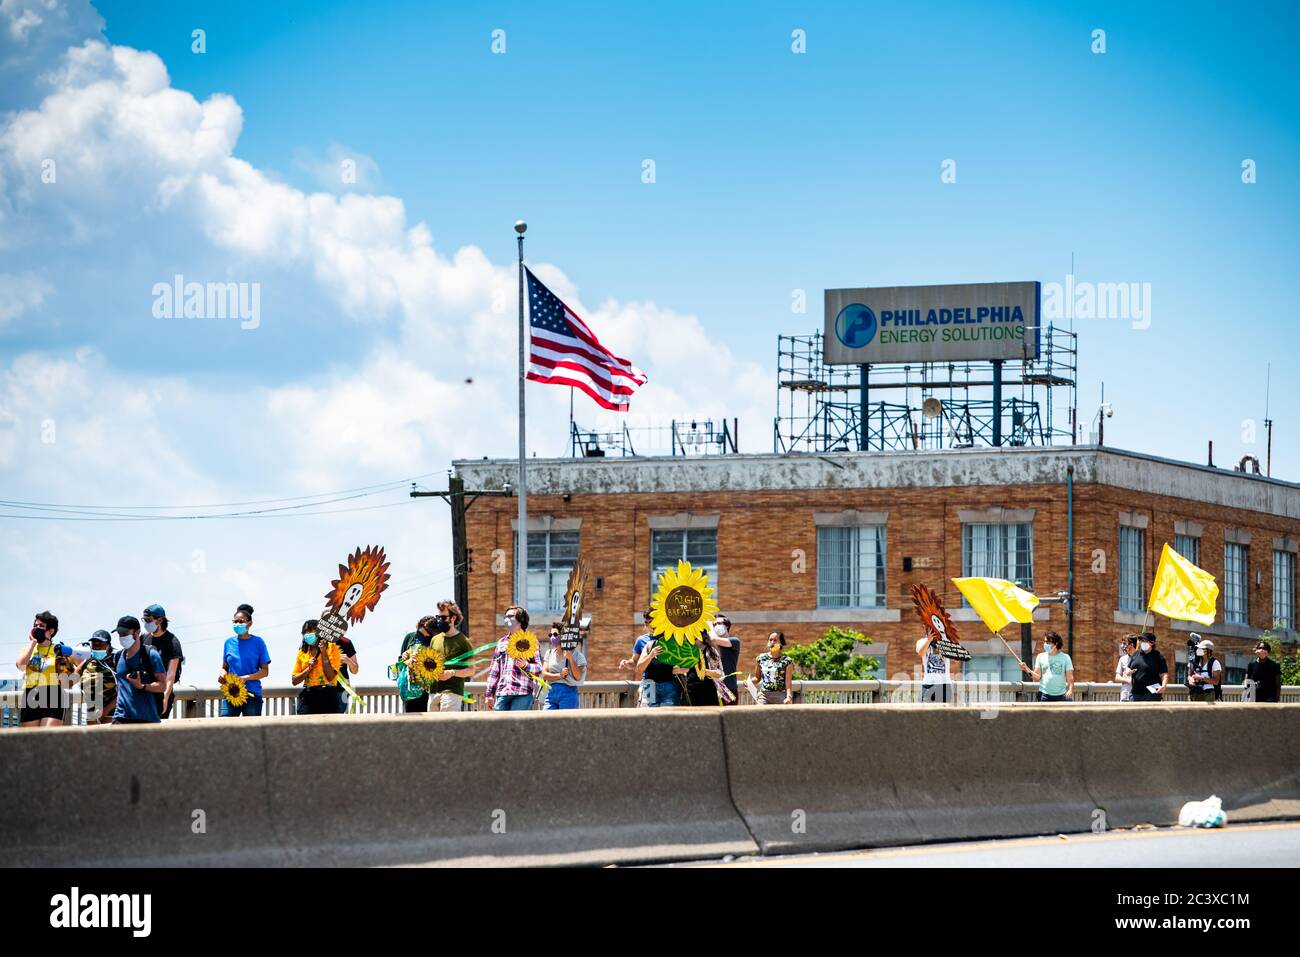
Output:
[648, 560, 719, 668]
[318, 545, 391, 645]
[910, 583, 971, 661]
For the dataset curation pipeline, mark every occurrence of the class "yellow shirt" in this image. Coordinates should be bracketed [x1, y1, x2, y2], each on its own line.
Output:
[294, 643, 342, 687]
[24, 642, 62, 690]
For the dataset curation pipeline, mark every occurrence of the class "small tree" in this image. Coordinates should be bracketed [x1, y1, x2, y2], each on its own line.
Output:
[785, 626, 881, 681]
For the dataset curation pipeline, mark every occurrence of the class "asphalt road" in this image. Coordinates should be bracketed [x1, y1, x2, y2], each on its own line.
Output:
[684, 820, 1300, 867]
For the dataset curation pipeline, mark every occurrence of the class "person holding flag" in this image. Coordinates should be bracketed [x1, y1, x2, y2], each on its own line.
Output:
[1020, 631, 1074, 701]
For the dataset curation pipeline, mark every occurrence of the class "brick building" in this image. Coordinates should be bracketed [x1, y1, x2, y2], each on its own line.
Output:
[454, 446, 1300, 683]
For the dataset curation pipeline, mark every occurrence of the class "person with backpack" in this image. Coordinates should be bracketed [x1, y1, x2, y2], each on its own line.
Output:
[292, 619, 342, 715]
[112, 616, 167, 725]
[1186, 636, 1222, 703]
[72, 629, 119, 725]
[141, 603, 183, 720]
[395, 604, 474, 713]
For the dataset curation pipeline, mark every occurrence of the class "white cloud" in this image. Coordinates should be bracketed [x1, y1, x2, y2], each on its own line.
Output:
[0, 7, 774, 678]
[293, 142, 383, 193]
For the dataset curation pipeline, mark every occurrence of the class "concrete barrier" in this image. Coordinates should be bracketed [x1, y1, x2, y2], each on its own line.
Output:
[2, 704, 1297, 866]
[0, 710, 757, 867]
[720, 704, 1300, 855]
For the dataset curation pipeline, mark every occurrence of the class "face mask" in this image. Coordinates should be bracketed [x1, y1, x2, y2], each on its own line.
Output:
[233, 623, 249, 636]
[1140, 642, 1152, 653]
[432, 617, 450, 634]
[712, 624, 728, 638]
[303, 633, 318, 646]
[1196, 649, 1205, 657]
[1043, 642, 1051, 652]
[144, 620, 159, 635]
[549, 634, 561, 646]
[90, 649, 108, 661]
[32, 626, 47, 641]
[504, 616, 516, 629]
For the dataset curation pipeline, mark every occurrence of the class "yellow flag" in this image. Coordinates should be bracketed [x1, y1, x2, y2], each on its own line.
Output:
[1148, 543, 1218, 625]
[951, 577, 1039, 633]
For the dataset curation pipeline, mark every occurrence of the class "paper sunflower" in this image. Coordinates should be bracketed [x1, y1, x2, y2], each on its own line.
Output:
[648, 560, 718, 645]
[407, 646, 445, 689]
[507, 630, 539, 662]
[910, 582, 961, 645]
[219, 672, 250, 708]
[324, 545, 392, 624]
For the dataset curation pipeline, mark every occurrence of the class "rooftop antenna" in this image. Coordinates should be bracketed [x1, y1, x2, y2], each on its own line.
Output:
[1264, 362, 1273, 477]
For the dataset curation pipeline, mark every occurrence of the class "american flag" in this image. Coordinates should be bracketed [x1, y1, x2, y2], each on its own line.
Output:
[526, 267, 647, 411]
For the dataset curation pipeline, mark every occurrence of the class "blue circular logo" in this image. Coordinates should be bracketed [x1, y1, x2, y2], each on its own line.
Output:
[835, 303, 877, 348]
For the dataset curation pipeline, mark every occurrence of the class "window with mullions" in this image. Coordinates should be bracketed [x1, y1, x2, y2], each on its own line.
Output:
[650, 529, 718, 592]
[1118, 525, 1145, 612]
[961, 523, 1033, 594]
[816, 525, 886, 608]
[1224, 542, 1248, 625]
[513, 530, 580, 616]
[1274, 550, 1296, 630]
[1174, 533, 1200, 567]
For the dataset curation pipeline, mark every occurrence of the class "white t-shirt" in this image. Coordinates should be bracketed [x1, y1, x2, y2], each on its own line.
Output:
[544, 645, 587, 687]
[1116, 653, 1133, 701]
[922, 651, 951, 684]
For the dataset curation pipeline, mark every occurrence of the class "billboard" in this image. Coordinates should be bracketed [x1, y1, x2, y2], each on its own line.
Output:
[824, 281, 1040, 365]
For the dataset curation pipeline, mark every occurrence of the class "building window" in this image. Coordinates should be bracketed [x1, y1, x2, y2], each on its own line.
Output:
[1274, 550, 1296, 630]
[967, 654, 1021, 683]
[514, 530, 579, 615]
[1118, 525, 1145, 612]
[817, 525, 886, 608]
[1224, 542, 1248, 625]
[651, 528, 718, 591]
[962, 522, 1033, 592]
[1174, 533, 1200, 567]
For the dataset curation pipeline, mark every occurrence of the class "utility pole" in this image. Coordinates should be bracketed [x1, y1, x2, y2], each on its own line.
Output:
[410, 478, 511, 632]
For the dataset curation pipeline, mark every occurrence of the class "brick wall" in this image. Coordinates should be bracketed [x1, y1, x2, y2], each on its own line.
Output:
[464, 478, 1298, 683]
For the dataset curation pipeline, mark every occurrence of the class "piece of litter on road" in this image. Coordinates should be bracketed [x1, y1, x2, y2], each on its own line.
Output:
[1178, 795, 1227, 828]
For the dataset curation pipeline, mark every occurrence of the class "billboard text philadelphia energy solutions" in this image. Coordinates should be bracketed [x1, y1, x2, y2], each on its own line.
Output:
[824, 282, 1041, 365]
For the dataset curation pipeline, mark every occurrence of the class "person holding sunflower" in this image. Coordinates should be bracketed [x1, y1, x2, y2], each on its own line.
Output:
[292, 619, 342, 715]
[485, 606, 543, 712]
[220, 603, 271, 717]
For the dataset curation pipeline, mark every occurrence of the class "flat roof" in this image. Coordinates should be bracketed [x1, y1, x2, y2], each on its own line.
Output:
[453, 445, 1300, 519]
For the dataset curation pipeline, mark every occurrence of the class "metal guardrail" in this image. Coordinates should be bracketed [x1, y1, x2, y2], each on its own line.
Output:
[3, 680, 1297, 727]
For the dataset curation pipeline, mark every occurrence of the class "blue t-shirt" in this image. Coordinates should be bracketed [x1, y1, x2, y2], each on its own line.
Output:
[633, 635, 650, 656]
[113, 646, 166, 723]
[223, 634, 271, 696]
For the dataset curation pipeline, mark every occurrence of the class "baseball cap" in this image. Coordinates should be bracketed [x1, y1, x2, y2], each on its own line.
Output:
[142, 604, 165, 619]
[1196, 638, 1215, 651]
[88, 629, 112, 645]
[115, 615, 141, 635]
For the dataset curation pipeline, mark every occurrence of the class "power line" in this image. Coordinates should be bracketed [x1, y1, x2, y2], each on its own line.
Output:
[0, 495, 420, 522]
[0, 470, 445, 512]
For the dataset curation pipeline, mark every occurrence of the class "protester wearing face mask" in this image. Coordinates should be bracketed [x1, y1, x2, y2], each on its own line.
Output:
[1114, 635, 1138, 702]
[291, 619, 342, 715]
[72, 629, 119, 725]
[1125, 631, 1167, 702]
[618, 608, 655, 707]
[16, 611, 73, 728]
[750, 631, 794, 705]
[1186, 636, 1222, 703]
[221, 604, 271, 717]
[685, 625, 736, 707]
[541, 625, 587, 710]
[1245, 640, 1282, 703]
[112, 616, 167, 725]
[486, 606, 542, 711]
[397, 615, 438, 713]
[425, 600, 474, 713]
[141, 604, 183, 720]
[712, 615, 742, 706]
[1021, 631, 1074, 701]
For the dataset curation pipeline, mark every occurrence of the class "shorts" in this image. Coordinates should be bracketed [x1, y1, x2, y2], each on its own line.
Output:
[20, 685, 68, 723]
[544, 683, 580, 710]
[1036, 692, 1071, 702]
[752, 688, 787, 705]
[297, 685, 343, 715]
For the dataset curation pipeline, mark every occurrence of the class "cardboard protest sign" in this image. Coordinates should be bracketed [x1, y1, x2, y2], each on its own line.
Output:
[320, 545, 391, 643]
[559, 560, 590, 651]
[910, 582, 971, 661]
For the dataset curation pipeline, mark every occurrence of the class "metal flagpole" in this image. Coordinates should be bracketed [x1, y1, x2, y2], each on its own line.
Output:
[515, 220, 528, 607]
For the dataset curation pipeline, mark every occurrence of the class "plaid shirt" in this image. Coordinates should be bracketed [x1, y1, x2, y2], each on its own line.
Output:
[485, 634, 542, 699]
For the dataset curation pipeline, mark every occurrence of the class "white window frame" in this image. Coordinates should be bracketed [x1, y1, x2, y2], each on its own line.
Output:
[1118, 525, 1145, 613]
[1224, 542, 1248, 625]
[1274, 549, 1296, 630]
[513, 529, 580, 616]
[650, 527, 719, 592]
[961, 522, 1034, 593]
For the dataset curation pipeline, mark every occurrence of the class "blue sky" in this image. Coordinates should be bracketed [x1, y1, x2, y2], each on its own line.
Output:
[88, 0, 1298, 454]
[1, 0, 1296, 673]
